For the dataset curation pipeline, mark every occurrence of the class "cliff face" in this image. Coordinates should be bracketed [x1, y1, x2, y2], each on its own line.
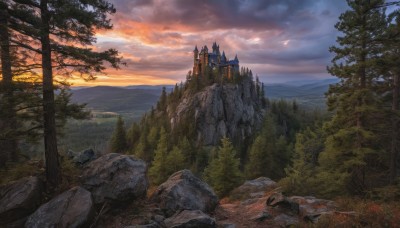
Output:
[168, 78, 264, 146]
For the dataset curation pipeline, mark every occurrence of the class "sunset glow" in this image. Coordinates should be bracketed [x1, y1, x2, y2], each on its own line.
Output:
[72, 0, 349, 86]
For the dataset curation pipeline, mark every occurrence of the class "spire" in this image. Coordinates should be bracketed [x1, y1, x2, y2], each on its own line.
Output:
[234, 54, 239, 62]
[221, 51, 226, 62]
[212, 41, 217, 49]
[194, 45, 198, 52]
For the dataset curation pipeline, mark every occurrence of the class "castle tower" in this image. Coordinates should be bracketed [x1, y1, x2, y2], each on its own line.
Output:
[193, 45, 198, 64]
[203, 45, 209, 68]
[212, 42, 217, 54]
[221, 51, 226, 63]
[193, 46, 199, 75]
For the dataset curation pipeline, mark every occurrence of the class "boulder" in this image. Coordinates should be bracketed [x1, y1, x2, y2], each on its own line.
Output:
[230, 177, 277, 200]
[289, 196, 336, 223]
[73, 148, 96, 165]
[124, 222, 161, 228]
[250, 211, 272, 222]
[0, 176, 42, 225]
[164, 210, 216, 228]
[151, 170, 218, 217]
[266, 192, 300, 215]
[289, 196, 336, 216]
[273, 214, 299, 227]
[25, 186, 94, 228]
[82, 153, 148, 204]
[217, 222, 236, 228]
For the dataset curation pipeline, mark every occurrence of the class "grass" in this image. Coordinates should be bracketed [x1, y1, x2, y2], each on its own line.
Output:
[313, 197, 400, 228]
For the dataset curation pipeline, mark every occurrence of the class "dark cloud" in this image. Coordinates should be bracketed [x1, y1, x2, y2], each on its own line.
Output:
[92, 0, 350, 84]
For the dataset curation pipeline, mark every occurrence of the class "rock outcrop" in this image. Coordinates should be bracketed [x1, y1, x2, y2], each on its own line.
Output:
[266, 192, 338, 225]
[82, 153, 148, 204]
[0, 176, 42, 226]
[76, 149, 96, 164]
[151, 169, 219, 217]
[25, 186, 94, 228]
[168, 79, 264, 146]
[164, 210, 216, 228]
[230, 177, 277, 200]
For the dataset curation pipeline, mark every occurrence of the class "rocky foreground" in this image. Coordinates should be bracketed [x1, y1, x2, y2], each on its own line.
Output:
[0, 153, 353, 227]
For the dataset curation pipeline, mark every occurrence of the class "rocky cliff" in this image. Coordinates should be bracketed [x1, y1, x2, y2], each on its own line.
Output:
[168, 77, 264, 146]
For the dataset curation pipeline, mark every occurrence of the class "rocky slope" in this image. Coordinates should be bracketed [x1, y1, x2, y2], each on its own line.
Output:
[0, 153, 358, 228]
[168, 78, 264, 146]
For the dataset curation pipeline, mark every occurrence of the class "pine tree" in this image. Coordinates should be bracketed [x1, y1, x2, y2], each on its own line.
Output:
[5, 0, 122, 188]
[0, 1, 18, 167]
[245, 114, 276, 179]
[320, 0, 388, 195]
[166, 146, 185, 176]
[110, 116, 127, 153]
[281, 126, 324, 195]
[245, 135, 269, 179]
[382, 13, 400, 184]
[126, 122, 140, 150]
[204, 137, 243, 197]
[149, 127, 169, 185]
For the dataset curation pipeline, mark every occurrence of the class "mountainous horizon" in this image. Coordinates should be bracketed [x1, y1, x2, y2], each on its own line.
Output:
[70, 78, 335, 115]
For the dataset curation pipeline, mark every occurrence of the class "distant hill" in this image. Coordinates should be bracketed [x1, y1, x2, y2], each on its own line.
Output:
[265, 78, 338, 108]
[70, 79, 338, 115]
[71, 86, 161, 115]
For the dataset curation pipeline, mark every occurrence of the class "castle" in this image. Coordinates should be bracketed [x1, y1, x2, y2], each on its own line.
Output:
[192, 42, 239, 79]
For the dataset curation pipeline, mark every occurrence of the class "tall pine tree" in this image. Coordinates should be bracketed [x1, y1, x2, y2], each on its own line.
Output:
[320, 0, 387, 195]
[110, 116, 128, 153]
[204, 137, 243, 197]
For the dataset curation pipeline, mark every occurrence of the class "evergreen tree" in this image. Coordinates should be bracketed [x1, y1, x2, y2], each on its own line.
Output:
[2, 0, 122, 188]
[126, 122, 140, 150]
[166, 146, 185, 176]
[320, 0, 387, 195]
[0, 1, 18, 167]
[281, 125, 324, 195]
[245, 135, 270, 179]
[157, 87, 168, 111]
[382, 12, 400, 184]
[272, 136, 291, 178]
[204, 138, 243, 197]
[149, 127, 169, 184]
[110, 116, 127, 153]
[178, 136, 193, 165]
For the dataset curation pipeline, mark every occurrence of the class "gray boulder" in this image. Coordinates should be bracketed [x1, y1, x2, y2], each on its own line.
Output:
[273, 214, 299, 227]
[164, 210, 216, 228]
[0, 176, 42, 225]
[74, 148, 96, 164]
[82, 153, 148, 204]
[151, 170, 218, 217]
[230, 177, 277, 200]
[25, 186, 94, 228]
[266, 192, 300, 215]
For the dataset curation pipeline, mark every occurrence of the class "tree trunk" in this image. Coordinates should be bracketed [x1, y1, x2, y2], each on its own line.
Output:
[40, 0, 61, 188]
[390, 74, 400, 184]
[0, 4, 18, 168]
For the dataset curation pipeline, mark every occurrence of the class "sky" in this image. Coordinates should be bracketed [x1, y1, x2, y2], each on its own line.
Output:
[73, 0, 349, 86]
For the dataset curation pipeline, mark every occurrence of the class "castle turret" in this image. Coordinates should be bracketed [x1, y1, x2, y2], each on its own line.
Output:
[193, 45, 198, 64]
[212, 42, 218, 54]
[221, 51, 226, 63]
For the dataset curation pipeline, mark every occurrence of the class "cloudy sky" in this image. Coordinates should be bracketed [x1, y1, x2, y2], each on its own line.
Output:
[75, 0, 349, 86]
